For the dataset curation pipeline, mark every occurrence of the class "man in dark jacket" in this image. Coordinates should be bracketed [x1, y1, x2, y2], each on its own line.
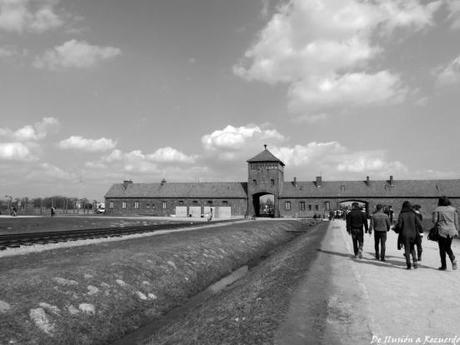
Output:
[346, 202, 369, 258]
[370, 204, 391, 261]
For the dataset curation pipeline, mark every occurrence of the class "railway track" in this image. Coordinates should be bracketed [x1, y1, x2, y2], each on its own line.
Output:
[0, 220, 233, 251]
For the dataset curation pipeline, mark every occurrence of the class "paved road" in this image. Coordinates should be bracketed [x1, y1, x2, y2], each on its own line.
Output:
[275, 220, 460, 345]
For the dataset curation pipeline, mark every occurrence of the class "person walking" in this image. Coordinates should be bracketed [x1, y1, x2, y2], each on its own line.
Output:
[413, 204, 424, 261]
[432, 196, 459, 271]
[396, 201, 423, 269]
[370, 204, 391, 261]
[346, 202, 369, 259]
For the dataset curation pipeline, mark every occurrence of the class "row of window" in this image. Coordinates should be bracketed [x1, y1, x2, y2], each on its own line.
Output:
[109, 200, 230, 209]
[285, 201, 325, 211]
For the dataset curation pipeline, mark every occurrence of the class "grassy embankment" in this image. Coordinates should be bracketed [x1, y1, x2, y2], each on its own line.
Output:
[0, 219, 314, 345]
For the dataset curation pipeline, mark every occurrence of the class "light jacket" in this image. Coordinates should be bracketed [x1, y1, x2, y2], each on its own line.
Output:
[370, 211, 391, 232]
[433, 206, 459, 238]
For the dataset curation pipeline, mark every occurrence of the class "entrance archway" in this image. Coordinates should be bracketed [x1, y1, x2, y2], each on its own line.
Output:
[253, 192, 275, 217]
[339, 199, 369, 216]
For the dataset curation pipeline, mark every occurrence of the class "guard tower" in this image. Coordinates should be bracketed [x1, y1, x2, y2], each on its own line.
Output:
[247, 145, 285, 217]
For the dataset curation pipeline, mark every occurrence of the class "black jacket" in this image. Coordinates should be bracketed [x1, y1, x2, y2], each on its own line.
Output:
[346, 209, 369, 232]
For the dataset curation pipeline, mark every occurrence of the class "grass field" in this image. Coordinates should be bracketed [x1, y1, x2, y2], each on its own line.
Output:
[0, 216, 188, 234]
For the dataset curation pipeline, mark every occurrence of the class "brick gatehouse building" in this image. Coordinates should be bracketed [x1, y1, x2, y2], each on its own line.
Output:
[104, 147, 460, 218]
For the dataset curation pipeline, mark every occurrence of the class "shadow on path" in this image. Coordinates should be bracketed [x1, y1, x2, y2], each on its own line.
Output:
[317, 248, 435, 270]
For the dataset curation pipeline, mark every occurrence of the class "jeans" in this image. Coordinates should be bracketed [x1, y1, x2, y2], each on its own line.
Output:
[374, 231, 387, 259]
[415, 234, 423, 260]
[351, 228, 364, 256]
[438, 235, 455, 268]
[402, 237, 417, 267]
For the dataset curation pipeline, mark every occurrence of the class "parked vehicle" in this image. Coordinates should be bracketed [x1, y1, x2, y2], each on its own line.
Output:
[95, 207, 105, 214]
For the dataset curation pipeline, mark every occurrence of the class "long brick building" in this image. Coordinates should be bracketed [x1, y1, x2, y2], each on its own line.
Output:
[104, 147, 460, 218]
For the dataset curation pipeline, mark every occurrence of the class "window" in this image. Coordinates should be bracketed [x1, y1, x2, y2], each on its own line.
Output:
[285, 201, 291, 210]
[207, 200, 213, 205]
[134, 202, 139, 209]
[271, 179, 275, 186]
[162, 201, 167, 209]
[222, 200, 228, 206]
[109, 202, 114, 209]
[300, 201, 305, 211]
[179, 200, 184, 205]
[146, 203, 150, 208]
[308, 204, 312, 211]
[325, 201, 330, 211]
[192, 200, 198, 204]
[315, 204, 319, 211]
[122, 202, 127, 209]
[253, 179, 257, 185]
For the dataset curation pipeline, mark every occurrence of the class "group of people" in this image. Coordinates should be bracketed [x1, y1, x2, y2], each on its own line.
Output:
[345, 196, 459, 270]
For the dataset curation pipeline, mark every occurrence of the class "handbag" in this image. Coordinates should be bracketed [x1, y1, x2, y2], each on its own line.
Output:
[427, 226, 439, 241]
[428, 212, 439, 242]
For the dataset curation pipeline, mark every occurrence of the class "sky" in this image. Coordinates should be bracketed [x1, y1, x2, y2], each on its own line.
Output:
[1, 0, 460, 202]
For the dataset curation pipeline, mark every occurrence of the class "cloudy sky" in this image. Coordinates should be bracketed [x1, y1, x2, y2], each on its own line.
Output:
[1, 0, 460, 201]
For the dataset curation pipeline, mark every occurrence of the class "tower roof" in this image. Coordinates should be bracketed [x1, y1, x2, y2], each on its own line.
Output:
[247, 146, 285, 166]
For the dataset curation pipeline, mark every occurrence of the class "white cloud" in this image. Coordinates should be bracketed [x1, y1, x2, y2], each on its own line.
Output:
[33, 40, 121, 70]
[0, 142, 35, 161]
[271, 142, 346, 167]
[58, 136, 117, 152]
[234, 0, 441, 120]
[337, 152, 407, 174]
[38, 162, 76, 180]
[202, 124, 284, 151]
[288, 71, 407, 113]
[435, 55, 460, 85]
[148, 147, 196, 163]
[0, 0, 63, 33]
[86, 146, 196, 175]
[268, 142, 408, 179]
[0, 117, 60, 141]
[447, 0, 460, 29]
[0, 46, 17, 58]
[198, 126, 408, 179]
[199, 126, 407, 179]
[103, 149, 123, 163]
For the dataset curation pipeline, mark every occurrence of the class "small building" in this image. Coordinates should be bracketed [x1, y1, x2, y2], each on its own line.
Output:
[104, 147, 460, 218]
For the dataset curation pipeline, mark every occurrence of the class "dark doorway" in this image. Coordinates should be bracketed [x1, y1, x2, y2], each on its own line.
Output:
[253, 193, 275, 217]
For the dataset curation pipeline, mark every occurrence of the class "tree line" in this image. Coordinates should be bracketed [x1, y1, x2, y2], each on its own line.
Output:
[0, 196, 98, 214]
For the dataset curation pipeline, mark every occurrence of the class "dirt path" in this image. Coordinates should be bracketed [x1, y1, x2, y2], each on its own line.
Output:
[276, 219, 460, 344]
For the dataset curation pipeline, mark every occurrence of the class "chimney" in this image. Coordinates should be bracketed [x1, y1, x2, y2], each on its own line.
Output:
[315, 176, 322, 187]
[160, 178, 167, 186]
[389, 175, 394, 185]
[122, 180, 133, 189]
[293, 177, 297, 186]
[365, 176, 370, 185]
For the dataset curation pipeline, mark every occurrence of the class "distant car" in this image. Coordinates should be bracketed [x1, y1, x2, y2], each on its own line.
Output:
[95, 208, 105, 214]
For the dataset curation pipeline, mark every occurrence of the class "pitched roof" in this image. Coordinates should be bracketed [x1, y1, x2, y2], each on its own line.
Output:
[247, 148, 285, 166]
[105, 182, 248, 199]
[280, 179, 460, 198]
